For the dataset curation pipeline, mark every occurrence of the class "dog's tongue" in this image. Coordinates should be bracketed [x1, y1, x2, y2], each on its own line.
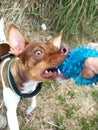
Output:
[53, 72, 68, 80]
[53, 72, 64, 78]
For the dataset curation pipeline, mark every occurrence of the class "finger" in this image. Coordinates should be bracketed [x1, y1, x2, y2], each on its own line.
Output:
[86, 58, 98, 74]
[81, 67, 95, 78]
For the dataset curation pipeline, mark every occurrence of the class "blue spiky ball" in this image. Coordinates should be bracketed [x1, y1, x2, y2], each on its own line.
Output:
[58, 45, 98, 85]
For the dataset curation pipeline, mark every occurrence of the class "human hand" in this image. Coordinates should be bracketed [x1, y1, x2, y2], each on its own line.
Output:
[82, 43, 98, 78]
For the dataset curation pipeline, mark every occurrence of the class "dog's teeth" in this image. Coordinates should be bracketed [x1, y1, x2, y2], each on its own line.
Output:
[58, 69, 61, 74]
[45, 70, 48, 73]
[48, 70, 52, 73]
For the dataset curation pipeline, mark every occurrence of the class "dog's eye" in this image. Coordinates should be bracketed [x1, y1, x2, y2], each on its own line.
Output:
[35, 50, 42, 56]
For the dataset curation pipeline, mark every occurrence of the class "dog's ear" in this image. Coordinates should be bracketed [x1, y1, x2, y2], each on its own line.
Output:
[8, 24, 28, 56]
[50, 32, 62, 49]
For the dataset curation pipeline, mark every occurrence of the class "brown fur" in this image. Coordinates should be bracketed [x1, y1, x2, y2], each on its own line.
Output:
[0, 44, 10, 56]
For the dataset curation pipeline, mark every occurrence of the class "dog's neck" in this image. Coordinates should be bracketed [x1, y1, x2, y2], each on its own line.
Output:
[3, 57, 37, 91]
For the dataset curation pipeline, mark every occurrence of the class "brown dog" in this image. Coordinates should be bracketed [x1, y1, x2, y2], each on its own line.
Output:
[0, 24, 69, 130]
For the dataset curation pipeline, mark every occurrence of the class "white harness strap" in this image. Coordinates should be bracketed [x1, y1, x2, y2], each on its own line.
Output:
[0, 58, 10, 87]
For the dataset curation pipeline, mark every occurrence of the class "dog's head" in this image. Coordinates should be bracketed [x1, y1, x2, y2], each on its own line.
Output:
[8, 24, 70, 82]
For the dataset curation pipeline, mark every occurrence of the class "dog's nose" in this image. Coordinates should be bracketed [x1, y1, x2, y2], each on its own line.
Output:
[60, 46, 70, 55]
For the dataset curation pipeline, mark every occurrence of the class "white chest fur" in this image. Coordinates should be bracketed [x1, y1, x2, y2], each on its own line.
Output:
[22, 81, 38, 93]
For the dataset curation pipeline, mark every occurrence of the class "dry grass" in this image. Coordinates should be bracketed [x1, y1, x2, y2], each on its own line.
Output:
[0, 0, 98, 130]
[1, 0, 98, 45]
[1, 80, 98, 130]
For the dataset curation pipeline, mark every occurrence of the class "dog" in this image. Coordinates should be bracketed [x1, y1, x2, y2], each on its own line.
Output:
[0, 24, 69, 130]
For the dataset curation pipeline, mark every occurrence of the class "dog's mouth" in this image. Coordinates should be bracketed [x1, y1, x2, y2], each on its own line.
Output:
[41, 67, 67, 81]
[40, 46, 70, 81]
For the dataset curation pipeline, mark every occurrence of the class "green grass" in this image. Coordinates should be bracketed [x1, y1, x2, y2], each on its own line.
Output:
[68, 91, 76, 98]
[57, 94, 81, 119]
[66, 105, 79, 119]
[53, 113, 66, 130]
[80, 114, 98, 130]
[52, 0, 98, 43]
[92, 90, 98, 102]
[29, 0, 98, 44]
[57, 95, 67, 106]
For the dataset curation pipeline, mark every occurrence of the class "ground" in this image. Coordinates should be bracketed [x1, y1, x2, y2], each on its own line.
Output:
[1, 79, 98, 130]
